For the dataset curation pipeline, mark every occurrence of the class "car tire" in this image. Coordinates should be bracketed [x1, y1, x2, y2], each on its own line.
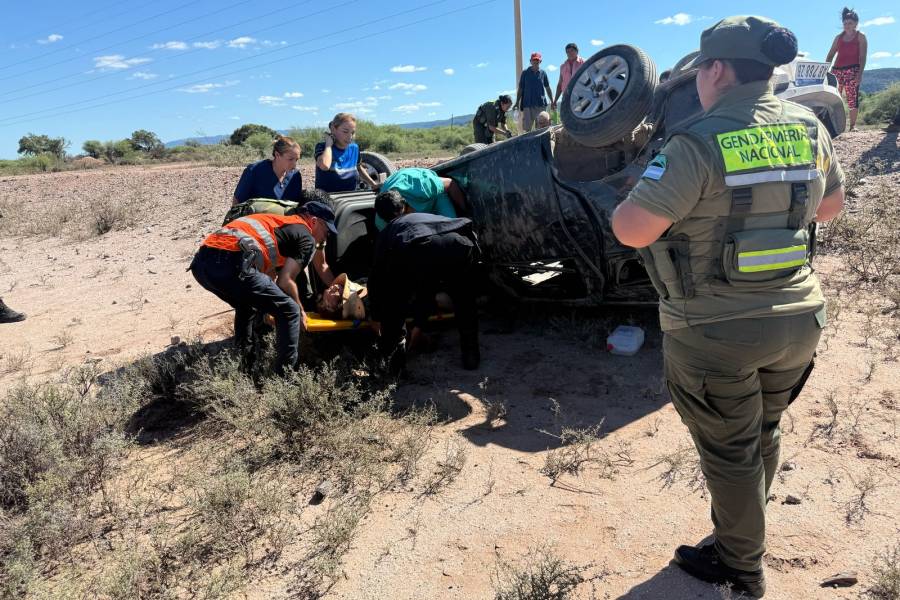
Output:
[459, 143, 488, 156]
[359, 151, 397, 188]
[560, 44, 658, 147]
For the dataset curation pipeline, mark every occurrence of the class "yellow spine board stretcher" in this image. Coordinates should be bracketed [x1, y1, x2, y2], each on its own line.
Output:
[305, 312, 456, 333]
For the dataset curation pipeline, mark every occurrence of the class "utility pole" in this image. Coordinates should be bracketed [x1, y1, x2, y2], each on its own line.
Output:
[513, 0, 522, 95]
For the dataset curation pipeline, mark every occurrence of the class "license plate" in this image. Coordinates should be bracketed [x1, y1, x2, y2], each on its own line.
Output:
[794, 61, 828, 86]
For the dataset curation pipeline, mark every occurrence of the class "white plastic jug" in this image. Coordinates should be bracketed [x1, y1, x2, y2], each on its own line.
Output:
[606, 325, 645, 356]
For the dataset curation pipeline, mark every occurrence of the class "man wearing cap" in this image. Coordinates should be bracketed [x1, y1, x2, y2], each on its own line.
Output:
[611, 16, 845, 597]
[515, 52, 553, 132]
[190, 201, 338, 375]
[552, 42, 585, 111]
[473, 95, 513, 144]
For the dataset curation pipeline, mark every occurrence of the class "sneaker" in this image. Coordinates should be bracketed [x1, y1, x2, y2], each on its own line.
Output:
[0, 300, 25, 324]
[673, 543, 766, 597]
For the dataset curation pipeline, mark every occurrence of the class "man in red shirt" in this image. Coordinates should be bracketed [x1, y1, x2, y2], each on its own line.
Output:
[552, 42, 585, 111]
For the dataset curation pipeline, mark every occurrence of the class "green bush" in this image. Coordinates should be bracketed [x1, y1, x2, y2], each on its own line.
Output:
[229, 123, 277, 146]
[82, 140, 104, 159]
[245, 131, 273, 155]
[861, 83, 900, 125]
[376, 134, 402, 153]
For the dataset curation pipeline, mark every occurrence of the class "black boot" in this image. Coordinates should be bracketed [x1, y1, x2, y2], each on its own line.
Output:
[0, 299, 25, 324]
[673, 543, 766, 597]
[459, 329, 480, 370]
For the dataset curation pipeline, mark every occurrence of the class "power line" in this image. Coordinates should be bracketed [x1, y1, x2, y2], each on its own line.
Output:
[0, 2, 200, 72]
[0, 0, 499, 130]
[5, 1, 150, 47]
[0, 0, 327, 103]
[0, 0, 450, 126]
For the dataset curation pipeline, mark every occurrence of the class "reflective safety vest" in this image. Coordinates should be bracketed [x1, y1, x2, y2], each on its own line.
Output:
[639, 100, 823, 300]
[202, 213, 313, 274]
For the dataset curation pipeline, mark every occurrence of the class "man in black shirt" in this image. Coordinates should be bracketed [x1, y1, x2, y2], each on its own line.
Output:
[190, 201, 337, 375]
[369, 189, 481, 373]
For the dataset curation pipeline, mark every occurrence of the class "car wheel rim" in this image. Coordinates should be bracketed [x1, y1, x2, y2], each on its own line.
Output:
[568, 54, 630, 119]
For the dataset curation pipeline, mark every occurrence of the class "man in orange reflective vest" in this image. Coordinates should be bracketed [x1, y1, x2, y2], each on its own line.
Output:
[190, 201, 337, 375]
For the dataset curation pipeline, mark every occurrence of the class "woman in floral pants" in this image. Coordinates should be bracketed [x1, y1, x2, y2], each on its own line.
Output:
[826, 7, 867, 130]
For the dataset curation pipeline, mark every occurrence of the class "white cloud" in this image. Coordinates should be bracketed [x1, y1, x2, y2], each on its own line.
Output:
[863, 16, 895, 26]
[261, 40, 287, 47]
[547, 64, 558, 72]
[474, 62, 489, 68]
[130, 71, 157, 80]
[291, 105, 318, 112]
[178, 80, 239, 93]
[333, 98, 378, 114]
[227, 36, 256, 48]
[93, 55, 152, 70]
[283, 91, 304, 98]
[193, 40, 221, 49]
[37, 33, 63, 44]
[590, 39, 604, 46]
[258, 95, 286, 106]
[152, 41, 187, 50]
[229, 116, 240, 120]
[872, 51, 894, 59]
[393, 101, 442, 113]
[655, 12, 693, 25]
[443, 68, 455, 75]
[896, 52, 900, 57]
[202, 105, 216, 109]
[391, 64, 427, 73]
[390, 83, 427, 92]
[377, 95, 392, 100]
[321, 88, 331, 93]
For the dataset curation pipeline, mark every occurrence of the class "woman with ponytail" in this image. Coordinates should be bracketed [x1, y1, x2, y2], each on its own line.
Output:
[826, 7, 867, 130]
[315, 113, 379, 192]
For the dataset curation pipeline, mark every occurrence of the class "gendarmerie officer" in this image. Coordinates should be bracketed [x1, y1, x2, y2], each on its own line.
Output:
[612, 16, 845, 597]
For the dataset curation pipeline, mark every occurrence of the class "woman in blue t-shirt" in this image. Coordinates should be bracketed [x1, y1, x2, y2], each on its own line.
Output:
[232, 135, 302, 205]
[315, 113, 379, 192]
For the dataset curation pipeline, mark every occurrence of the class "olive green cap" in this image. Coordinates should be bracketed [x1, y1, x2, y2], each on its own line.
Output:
[685, 15, 791, 68]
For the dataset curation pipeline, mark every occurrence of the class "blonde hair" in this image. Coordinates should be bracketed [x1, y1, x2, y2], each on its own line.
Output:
[272, 135, 299, 157]
[329, 112, 357, 130]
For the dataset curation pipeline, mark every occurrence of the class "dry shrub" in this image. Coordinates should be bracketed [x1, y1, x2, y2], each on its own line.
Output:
[651, 444, 707, 495]
[492, 547, 603, 600]
[865, 542, 900, 600]
[540, 423, 615, 484]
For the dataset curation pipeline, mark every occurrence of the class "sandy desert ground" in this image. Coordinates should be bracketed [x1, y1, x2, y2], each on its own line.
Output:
[1, 131, 898, 599]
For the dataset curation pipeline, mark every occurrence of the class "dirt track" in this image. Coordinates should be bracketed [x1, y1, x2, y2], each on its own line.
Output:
[1, 132, 899, 599]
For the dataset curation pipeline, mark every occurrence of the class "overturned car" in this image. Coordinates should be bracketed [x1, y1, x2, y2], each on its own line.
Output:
[328, 45, 846, 306]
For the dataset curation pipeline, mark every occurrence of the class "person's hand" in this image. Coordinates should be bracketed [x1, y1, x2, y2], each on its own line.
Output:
[551, 101, 557, 111]
[324, 131, 334, 148]
[299, 310, 309, 332]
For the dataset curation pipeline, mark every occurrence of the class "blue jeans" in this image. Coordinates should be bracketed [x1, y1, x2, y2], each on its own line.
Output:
[190, 246, 300, 375]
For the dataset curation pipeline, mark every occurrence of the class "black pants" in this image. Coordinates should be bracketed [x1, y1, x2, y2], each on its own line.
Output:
[473, 124, 493, 144]
[377, 232, 479, 357]
[190, 246, 300, 375]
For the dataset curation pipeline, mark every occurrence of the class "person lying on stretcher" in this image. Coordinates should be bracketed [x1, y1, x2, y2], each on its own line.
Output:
[316, 273, 368, 320]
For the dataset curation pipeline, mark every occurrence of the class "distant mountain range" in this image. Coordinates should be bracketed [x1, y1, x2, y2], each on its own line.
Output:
[860, 68, 900, 94]
[165, 114, 477, 148]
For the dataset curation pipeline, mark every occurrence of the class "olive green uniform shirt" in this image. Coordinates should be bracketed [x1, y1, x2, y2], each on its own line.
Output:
[474, 101, 506, 132]
[625, 81, 844, 330]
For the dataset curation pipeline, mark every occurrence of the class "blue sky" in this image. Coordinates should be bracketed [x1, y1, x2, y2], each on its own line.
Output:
[0, 0, 897, 158]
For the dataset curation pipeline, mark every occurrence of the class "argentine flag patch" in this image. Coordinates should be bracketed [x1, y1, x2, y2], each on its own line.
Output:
[642, 154, 667, 180]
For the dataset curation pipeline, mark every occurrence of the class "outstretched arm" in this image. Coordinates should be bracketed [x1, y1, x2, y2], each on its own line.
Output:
[442, 178, 467, 214]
